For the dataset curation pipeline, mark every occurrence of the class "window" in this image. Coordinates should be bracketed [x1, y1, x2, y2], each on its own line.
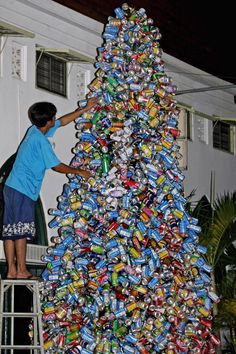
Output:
[0, 37, 6, 77]
[36, 51, 66, 96]
[177, 108, 193, 170]
[178, 108, 192, 140]
[213, 121, 233, 153]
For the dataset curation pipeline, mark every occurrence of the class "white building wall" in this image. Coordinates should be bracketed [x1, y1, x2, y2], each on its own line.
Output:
[0, 0, 236, 243]
[165, 55, 236, 202]
[0, 0, 103, 242]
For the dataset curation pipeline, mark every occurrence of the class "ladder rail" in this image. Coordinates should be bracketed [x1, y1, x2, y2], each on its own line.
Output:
[0, 278, 4, 350]
[35, 281, 44, 351]
[11, 283, 14, 354]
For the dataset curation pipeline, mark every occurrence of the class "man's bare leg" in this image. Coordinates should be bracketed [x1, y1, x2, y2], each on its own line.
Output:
[4, 240, 17, 278]
[15, 238, 32, 278]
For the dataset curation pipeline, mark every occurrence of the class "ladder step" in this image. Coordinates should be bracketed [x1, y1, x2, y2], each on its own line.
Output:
[2, 312, 39, 317]
[2, 279, 41, 284]
[1, 344, 42, 349]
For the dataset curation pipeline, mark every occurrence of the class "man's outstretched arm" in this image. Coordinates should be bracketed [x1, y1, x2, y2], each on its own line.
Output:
[59, 97, 98, 126]
[52, 163, 90, 180]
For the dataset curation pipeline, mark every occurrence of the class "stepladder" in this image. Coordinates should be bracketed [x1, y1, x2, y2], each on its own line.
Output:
[0, 279, 44, 354]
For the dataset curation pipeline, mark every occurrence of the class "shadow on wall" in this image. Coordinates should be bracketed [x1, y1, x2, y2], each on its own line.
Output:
[0, 153, 48, 247]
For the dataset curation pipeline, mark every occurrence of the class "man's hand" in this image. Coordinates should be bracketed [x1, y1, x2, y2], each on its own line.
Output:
[76, 168, 91, 180]
[53, 163, 90, 180]
[81, 97, 98, 113]
[59, 97, 98, 126]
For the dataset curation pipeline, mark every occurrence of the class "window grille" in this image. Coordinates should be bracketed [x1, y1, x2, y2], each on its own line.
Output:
[36, 51, 66, 97]
[213, 121, 232, 153]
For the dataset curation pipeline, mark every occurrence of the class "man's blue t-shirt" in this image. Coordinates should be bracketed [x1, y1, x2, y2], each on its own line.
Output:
[6, 120, 61, 201]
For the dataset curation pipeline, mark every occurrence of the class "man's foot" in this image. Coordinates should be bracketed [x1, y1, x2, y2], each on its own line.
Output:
[6, 266, 17, 279]
[6, 274, 17, 279]
[16, 274, 40, 280]
[16, 271, 38, 280]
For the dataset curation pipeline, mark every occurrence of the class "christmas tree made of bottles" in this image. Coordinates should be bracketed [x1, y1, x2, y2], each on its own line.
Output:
[40, 3, 220, 353]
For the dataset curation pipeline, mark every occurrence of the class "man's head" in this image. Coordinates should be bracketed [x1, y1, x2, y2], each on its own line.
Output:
[28, 102, 57, 128]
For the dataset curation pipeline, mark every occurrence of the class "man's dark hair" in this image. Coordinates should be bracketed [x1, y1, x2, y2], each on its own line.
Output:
[28, 102, 57, 127]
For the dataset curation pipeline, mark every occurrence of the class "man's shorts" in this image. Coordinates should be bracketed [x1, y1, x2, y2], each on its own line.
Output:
[2, 185, 36, 241]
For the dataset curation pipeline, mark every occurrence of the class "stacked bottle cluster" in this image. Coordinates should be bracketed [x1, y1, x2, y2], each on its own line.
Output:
[40, 3, 220, 353]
